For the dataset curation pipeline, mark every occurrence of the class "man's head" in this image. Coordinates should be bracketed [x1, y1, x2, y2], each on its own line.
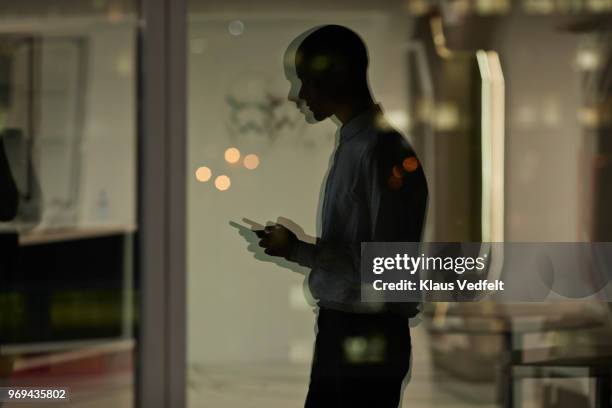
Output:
[285, 25, 370, 122]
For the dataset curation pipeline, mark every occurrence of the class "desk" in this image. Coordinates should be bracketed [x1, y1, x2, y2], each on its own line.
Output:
[426, 304, 606, 408]
[514, 346, 612, 408]
[2, 230, 135, 344]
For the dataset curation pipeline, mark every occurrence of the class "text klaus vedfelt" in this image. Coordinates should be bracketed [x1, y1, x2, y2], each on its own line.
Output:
[370, 254, 504, 292]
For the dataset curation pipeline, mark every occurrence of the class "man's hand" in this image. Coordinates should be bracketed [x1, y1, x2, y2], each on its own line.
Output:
[259, 223, 298, 258]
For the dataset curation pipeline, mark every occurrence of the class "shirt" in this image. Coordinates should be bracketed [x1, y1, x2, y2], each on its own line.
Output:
[288, 105, 428, 314]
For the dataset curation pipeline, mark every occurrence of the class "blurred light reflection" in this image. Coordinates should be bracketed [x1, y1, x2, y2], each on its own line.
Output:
[224, 147, 241, 164]
[243, 154, 260, 170]
[195, 166, 212, 182]
[215, 175, 231, 191]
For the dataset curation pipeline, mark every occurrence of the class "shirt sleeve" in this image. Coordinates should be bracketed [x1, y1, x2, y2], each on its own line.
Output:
[364, 139, 428, 316]
[287, 136, 428, 306]
[288, 238, 361, 305]
[366, 141, 428, 243]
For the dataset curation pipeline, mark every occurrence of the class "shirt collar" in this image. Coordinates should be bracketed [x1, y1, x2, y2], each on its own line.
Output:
[339, 104, 383, 144]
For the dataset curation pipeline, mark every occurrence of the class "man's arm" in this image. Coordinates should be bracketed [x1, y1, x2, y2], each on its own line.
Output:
[259, 225, 357, 285]
[259, 137, 428, 305]
[367, 140, 428, 243]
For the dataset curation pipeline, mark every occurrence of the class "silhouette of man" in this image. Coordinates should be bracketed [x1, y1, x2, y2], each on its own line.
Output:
[257, 25, 428, 407]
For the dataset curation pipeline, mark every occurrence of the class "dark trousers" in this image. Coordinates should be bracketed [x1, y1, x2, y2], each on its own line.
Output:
[305, 308, 411, 408]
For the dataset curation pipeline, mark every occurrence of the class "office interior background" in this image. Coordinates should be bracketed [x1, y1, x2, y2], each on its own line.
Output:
[1, 0, 611, 407]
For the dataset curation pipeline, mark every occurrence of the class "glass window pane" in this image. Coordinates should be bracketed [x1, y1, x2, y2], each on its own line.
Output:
[1, 2, 138, 407]
[188, 1, 612, 407]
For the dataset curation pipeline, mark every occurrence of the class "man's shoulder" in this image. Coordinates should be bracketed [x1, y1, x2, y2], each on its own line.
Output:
[364, 122, 427, 185]
[365, 124, 415, 161]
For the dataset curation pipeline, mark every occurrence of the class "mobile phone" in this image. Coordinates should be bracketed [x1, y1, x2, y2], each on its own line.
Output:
[253, 229, 266, 238]
[229, 219, 266, 238]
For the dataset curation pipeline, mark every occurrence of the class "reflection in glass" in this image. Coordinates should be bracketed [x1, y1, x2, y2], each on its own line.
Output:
[1, 3, 138, 407]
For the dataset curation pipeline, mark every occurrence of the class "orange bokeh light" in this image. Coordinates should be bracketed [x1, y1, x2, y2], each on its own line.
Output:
[215, 175, 231, 191]
[402, 156, 419, 172]
[224, 147, 241, 164]
[243, 154, 260, 170]
[392, 165, 403, 178]
[195, 166, 212, 182]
